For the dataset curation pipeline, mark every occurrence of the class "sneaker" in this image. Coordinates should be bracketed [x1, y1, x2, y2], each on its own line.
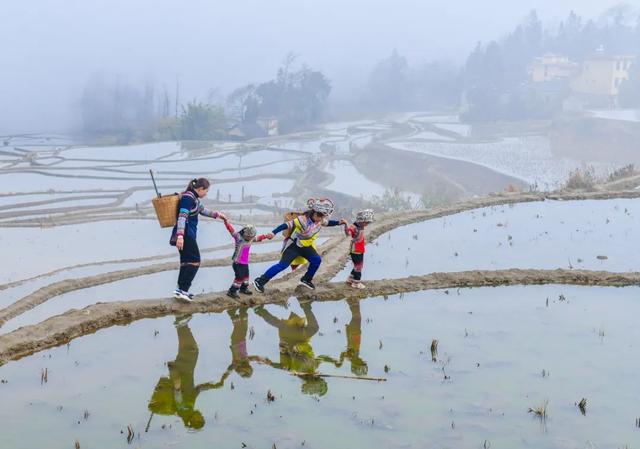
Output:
[299, 278, 315, 290]
[345, 277, 354, 285]
[173, 289, 193, 302]
[227, 289, 240, 299]
[351, 282, 366, 290]
[253, 277, 266, 293]
[239, 288, 253, 296]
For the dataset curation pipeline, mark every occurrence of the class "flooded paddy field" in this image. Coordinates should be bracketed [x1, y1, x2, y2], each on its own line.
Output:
[1, 285, 639, 449]
[2, 112, 607, 229]
[0, 220, 257, 283]
[2, 113, 639, 448]
[335, 198, 640, 282]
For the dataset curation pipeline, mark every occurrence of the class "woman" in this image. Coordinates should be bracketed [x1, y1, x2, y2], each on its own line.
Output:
[253, 198, 344, 292]
[170, 178, 226, 301]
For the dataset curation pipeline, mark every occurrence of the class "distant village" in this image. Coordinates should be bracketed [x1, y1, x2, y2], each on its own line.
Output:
[530, 47, 636, 109]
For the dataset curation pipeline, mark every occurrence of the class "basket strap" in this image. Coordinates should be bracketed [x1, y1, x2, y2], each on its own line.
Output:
[181, 191, 200, 215]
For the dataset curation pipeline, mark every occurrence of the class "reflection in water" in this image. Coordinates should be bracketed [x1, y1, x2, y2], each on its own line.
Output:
[254, 301, 329, 396]
[148, 316, 222, 430]
[6, 287, 640, 448]
[147, 301, 369, 430]
[338, 300, 368, 376]
[227, 308, 253, 378]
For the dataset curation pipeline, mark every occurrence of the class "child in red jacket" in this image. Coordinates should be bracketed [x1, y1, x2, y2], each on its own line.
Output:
[343, 209, 374, 289]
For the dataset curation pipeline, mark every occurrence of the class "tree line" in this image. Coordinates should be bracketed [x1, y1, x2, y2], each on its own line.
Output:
[77, 4, 640, 141]
[78, 54, 331, 143]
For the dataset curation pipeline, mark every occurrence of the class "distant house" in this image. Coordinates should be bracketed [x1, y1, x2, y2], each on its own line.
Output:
[256, 116, 279, 136]
[227, 122, 267, 140]
[570, 52, 636, 98]
[530, 54, 578, 83]
[227, 117, 279, 140]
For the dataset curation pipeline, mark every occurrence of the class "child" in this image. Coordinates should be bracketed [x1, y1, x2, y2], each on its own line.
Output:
[344, 209, 374, 289]
[223, 218, 273, 299]
[253, 198, 346, 292]
[171, 178, 226, 302]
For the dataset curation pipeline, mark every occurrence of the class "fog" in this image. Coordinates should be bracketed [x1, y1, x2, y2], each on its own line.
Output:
[1, 0, 634, 134]
[4, 4, 640, 446]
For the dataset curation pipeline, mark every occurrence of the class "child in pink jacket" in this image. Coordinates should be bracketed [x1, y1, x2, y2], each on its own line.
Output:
[224, 219, 273, 299]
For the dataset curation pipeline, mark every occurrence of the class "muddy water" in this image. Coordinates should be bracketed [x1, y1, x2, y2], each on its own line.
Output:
[0, 285, 638, 449]
[335, 198, 640, 282]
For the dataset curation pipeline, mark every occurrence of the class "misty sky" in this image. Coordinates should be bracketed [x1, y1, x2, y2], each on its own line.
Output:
[1, 0, 637, 134]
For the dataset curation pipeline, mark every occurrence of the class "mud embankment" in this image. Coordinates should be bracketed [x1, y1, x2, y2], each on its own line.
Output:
[1, 268, 639, 365]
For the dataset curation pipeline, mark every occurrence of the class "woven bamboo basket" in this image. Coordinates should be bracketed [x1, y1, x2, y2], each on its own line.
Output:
[152, 194, 180, 228]
[282, 211, 301, 238]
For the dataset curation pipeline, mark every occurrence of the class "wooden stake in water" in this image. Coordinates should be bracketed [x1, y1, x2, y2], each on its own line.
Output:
[145, 413, 154, 433]
[290, 371, 386, 382]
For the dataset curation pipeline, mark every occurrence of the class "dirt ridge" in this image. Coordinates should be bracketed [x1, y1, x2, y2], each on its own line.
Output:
[1, 268, 638, 365]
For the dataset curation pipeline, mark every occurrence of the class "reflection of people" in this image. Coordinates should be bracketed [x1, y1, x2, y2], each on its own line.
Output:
[148, 317, 220, 429]
[227, 308, 253, 377]
[339, 300, 368, 376]
[198, 308, 256, 387]
[254, 302, 328, 396]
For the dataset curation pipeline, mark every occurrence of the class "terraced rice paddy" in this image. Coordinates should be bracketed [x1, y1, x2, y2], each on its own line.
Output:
[1, 114, 638, 448]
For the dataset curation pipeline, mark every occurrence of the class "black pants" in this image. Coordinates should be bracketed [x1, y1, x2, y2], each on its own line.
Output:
[350, 253, 364, 281]
[179, 236, 201, 264]
[231, 263, 250, 290]
[177, 236, 200, 292]
[262, 243, 322, 282]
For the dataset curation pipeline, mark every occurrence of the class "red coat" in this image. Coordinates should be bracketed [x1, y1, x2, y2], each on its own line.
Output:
[345, 224, 366, 254]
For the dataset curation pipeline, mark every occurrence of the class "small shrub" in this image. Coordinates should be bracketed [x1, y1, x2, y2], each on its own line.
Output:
[370, 188, 413, 211]
[420, 194, 448, 209]
[564, 167, 597, 191]
[608, 164, 636, 182]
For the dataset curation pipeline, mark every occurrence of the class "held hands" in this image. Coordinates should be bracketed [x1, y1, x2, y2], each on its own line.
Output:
[266, 232, 275, 240]
[218, 212, 227, 221]
[176, 235, 184, 250]
[339, 219, 348, 226]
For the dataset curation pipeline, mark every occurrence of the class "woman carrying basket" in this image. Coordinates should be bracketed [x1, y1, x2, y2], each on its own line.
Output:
[170, 178, 226, 301]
